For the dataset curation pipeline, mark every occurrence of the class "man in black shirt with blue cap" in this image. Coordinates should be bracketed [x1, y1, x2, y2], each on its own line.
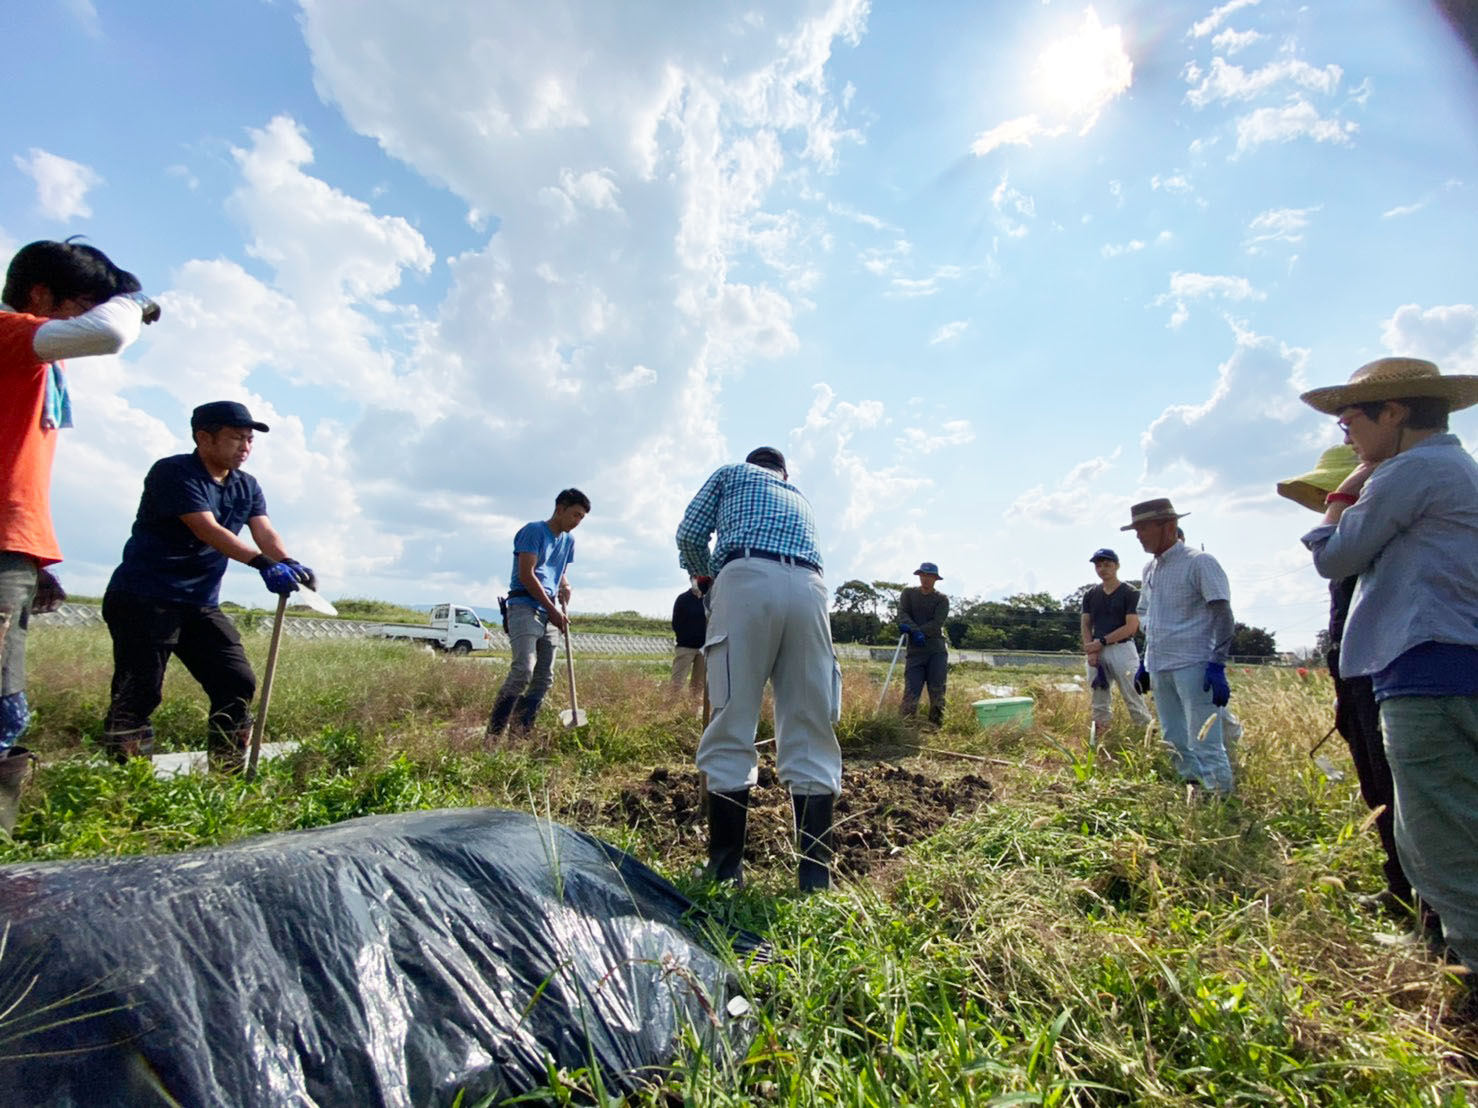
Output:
[100, 401, 315, 771]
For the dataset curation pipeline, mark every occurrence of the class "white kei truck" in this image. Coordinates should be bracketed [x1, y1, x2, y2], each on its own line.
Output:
[373, 603, 496, 654]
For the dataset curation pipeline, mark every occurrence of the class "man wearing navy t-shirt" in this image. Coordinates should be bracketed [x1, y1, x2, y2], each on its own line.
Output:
[485, 488, 591, 740]
[101, 401, 315, 770]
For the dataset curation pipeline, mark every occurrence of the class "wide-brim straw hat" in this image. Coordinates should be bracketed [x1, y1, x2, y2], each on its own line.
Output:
[1299, 357, 1478, 415]
[1119, 497, 1187, 531]
[1276, 445, 1358, 513]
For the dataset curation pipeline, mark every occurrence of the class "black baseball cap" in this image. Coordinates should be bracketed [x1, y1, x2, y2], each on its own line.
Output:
[745, 446, 787, 473]
[1089, 548, 1119, 563]
[191, 400, 269, 432]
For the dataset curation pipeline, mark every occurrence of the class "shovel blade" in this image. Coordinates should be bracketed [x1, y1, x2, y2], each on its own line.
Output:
[559, 709, 588, 729]
[292, 583, 339, 616]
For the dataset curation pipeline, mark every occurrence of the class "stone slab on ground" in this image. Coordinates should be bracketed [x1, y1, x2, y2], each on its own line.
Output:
[151, 741, 301, 779]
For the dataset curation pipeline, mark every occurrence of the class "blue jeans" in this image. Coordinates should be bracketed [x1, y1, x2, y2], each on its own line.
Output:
[1380, 695, 1478, 973]
[1152, 664, 1234, 794]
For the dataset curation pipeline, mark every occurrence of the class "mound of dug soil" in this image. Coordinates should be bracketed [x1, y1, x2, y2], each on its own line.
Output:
[601, 761, 993, 879]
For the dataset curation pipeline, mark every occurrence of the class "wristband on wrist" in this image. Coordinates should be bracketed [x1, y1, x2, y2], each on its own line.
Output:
[248, 554, 275, 570]
[1324, 491, 1357, 506]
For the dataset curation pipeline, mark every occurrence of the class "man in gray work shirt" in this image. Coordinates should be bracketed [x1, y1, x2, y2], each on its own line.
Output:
[897, 561, 949, 726]
[1300, 357, 1478, 999]
[1126, 498, 1236, 795]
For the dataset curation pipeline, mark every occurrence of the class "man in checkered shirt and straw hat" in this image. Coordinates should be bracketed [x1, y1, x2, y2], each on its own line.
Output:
[1299, 356, 1478, 1009]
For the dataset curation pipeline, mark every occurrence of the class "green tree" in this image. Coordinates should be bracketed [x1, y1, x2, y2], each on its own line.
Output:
[833, 579, 881, 616]
[1232, 622, 1278, 659]
[871, 580, 908, 620]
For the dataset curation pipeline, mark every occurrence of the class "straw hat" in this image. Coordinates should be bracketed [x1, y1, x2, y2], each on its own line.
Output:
[1276, 445, 1358, 513]
[1299, 357, 1478, 415]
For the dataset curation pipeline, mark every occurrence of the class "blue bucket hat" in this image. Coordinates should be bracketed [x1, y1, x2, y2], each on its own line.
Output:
[1089, 548, 1119, 564]
[914, 562, 942, 578]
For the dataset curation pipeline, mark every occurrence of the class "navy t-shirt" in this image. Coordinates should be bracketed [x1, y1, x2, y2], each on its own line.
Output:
[1082, 582, 1140, 640]
[107, 452, 267, 606]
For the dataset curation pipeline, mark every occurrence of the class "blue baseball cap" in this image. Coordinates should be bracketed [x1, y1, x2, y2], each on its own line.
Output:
[914, 562, 942, 578]
[1089, 548, 1119, 564]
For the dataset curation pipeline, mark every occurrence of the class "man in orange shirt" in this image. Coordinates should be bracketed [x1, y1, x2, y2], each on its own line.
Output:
[0, 239, 160, 764]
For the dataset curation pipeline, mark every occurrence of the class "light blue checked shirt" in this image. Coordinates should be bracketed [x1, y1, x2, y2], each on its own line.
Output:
[1303, 433, 1478, 678]
[676, 463, 824, 578]
[1136, 541, 1232, 672]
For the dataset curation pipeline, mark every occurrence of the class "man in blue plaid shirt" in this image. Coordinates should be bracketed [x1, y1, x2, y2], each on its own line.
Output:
[676, 446, 841, 892]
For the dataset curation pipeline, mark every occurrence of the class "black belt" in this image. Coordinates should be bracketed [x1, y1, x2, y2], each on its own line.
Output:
[718, 548, 821, 575]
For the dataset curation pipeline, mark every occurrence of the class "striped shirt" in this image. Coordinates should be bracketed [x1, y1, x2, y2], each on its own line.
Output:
[676, 463, 824, 578]
[1136, 541, 1231, 672]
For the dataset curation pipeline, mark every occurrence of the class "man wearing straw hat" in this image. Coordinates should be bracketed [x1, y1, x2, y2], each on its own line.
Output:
[897, 561, 949, 727]
[1299, 356, 1478, 991]
[1278, 446, 1436, 937]
[1125, 498, 1237, 795]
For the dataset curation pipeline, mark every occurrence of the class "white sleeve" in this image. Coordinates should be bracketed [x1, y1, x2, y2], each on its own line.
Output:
[32, 296, 144, 362]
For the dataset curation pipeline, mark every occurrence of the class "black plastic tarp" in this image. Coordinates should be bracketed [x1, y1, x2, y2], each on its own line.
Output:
[0, 808, 757, 1106]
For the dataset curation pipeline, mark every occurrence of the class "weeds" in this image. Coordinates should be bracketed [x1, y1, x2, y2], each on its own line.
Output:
[7, 627, 1476, 1103]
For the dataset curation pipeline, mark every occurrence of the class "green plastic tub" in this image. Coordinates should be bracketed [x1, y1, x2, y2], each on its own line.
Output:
[972, 696, 1034, 730]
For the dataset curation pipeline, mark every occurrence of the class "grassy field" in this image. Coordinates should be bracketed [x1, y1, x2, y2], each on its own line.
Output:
[7, 626, 1476, 1104]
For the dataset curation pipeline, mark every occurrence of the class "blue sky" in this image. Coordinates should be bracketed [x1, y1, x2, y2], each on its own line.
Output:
[5, 0, 1477, 647]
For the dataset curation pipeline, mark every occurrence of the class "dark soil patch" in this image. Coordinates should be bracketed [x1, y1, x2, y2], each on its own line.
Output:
[588, 759, 993, 879]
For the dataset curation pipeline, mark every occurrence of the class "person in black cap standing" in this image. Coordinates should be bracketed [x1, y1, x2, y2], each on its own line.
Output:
[1080, 548, 1152, 740]
[100, 401, 315, 770]
[675, 446, 841, 892]
[897, 561, 949, 726]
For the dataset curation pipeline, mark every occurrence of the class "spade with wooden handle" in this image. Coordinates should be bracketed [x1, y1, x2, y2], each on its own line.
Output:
[558, 606, 587, 729]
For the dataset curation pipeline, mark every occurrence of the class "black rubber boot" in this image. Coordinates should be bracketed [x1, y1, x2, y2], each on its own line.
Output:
[793, 792, 835, 893]
[100, 724, 155, 765]
[485, 695, 518, 741]
[0, 746, 37, 836]
[705, 788, 750, 885]
[512, 694, 544, 733]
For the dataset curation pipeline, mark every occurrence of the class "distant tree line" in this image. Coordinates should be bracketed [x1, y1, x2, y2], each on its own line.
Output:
[829, 578, 1278, 658]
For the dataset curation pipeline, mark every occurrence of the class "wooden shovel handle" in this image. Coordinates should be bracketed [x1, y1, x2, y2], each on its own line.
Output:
[246, 593, 289, 781]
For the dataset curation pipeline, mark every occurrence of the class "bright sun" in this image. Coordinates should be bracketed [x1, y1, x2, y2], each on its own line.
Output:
[1034, 9, 1133, 122]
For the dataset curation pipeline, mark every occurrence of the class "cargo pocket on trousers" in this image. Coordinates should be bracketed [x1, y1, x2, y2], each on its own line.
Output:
[830, 653, 843, 722]
[703, 634, 730, 711]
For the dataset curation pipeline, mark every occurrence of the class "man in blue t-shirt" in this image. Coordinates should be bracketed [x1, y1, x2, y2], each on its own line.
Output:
[101, 401, 315, 770]
[485, 488, 591, 740]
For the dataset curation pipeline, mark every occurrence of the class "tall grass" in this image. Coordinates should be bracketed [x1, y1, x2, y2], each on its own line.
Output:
[8, 627, 1476, 1102]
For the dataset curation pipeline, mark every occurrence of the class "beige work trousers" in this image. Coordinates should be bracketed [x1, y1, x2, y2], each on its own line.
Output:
[698, 557, 842, 796]
[671, 646, 705, 691]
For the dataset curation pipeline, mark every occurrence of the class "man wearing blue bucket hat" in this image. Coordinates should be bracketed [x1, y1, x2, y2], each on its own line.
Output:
[897, 562, 949, 727]
[1080, 548, 1152, 738]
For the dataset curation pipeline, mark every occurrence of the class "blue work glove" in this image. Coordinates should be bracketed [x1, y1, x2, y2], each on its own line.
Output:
[1092, 664, 1109, 690]
[258, 561, 300, 596]
[1133, 663, 1151, 695]
[1203, 662, 1231, 707]
[911, 629, 926, 646]
[280, 558, 318, 591]
[899, 622, 913, 635]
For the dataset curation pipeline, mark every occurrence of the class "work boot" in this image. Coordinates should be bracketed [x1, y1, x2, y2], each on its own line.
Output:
[0, 746, 37, 836]
[511, 694, 544, 734]
[705, 788, 750, 885]
[793, 792, 835, 893]
[100, 724, 155, 765]
[485, 695, 518, 742]
[208, 717, 251, 775]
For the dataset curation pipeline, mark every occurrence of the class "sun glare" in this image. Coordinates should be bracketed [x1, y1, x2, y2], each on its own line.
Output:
[1035, 9, 1133, 124]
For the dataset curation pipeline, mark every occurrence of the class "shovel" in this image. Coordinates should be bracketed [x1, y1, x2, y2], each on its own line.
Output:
[246, 583, 339, 780]
[876, 632, 908, 712]
[558, 606, 587, 729]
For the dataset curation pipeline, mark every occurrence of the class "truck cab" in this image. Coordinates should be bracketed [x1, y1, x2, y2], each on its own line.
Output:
[431, 604, 494, 654]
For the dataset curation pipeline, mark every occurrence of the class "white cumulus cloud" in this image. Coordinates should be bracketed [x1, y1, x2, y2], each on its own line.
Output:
[13, 148, 103, 221]
[1234, 97, 1357, 156]
[1380, 303, 1478, 373]
[1243, 205, 1319, 252]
